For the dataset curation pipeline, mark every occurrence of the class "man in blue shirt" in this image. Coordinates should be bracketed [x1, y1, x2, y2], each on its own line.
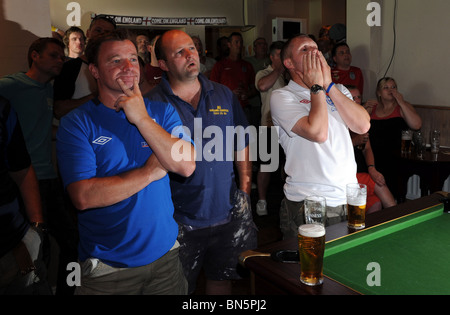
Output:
[147, 30, 257, 295]
[56, 30, 195, 294]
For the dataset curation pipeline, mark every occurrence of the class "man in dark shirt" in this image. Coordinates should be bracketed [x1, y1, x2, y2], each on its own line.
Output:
[53, 15, 116, 119]
[148, 29, 257, 295]
[0, 96, 51, 294]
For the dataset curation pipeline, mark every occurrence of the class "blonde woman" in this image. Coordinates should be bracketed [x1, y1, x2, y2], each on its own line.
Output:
[366, 77, 422, 202]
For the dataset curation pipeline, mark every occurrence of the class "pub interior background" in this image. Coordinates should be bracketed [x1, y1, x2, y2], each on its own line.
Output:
[2, 0, 449, 147]
[1, 0, 450, 294]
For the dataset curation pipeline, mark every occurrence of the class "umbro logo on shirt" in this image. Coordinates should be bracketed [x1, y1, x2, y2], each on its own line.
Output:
[92, 136, 112, 145]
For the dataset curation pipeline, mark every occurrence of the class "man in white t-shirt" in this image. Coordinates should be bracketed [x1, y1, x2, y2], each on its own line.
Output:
[254, 41, 285, 216]
[270, 35, 370, 238]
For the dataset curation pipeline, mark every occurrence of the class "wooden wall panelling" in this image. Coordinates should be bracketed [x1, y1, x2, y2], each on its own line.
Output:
[414, 106, 450, 148]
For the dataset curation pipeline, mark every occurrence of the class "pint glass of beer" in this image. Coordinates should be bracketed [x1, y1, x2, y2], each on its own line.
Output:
[304, 195, 327, 226]
[401, 130, 412, 156]
[346, 183, 367, 230]
[298, 224, 326, 286]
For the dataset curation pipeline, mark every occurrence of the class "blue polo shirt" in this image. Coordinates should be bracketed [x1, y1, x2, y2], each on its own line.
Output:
[147, 74, 250, 228]
[56, 98, 189, 267]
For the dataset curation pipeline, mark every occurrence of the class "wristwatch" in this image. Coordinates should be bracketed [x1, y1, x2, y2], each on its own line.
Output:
[310, 84, 325, 95]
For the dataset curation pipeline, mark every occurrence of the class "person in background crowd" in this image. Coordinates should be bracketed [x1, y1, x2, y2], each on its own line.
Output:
[138, 56, 153, 96]
[346, 85, 396, 213]
[51, 27, 64, 42]
[365, 77, 422, 202]
[215, 36, 229, 62]
[210, 32, 257, 123]
[0, 96, 51, 295]
[331, 42, 364, 97]
[63, 27, 86, 60]
[245, 37, 270, 128]
[245, 37, 270, 76]
[144, 34, 163, 88]
[191, 35, 216, 78]
[136, 32, 150, 64]
[329, 23, 347, 44]
[0, 37, 78, 295]
[53, 14, 116, 119]
[254, 40, 285, 216]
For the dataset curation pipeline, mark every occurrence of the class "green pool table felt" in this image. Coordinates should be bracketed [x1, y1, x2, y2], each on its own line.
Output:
[323, 204, 450, 295]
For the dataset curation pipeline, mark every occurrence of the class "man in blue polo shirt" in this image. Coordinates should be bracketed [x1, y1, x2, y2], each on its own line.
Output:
[147, 30, 257, 295]
[56, 30, 195, 294]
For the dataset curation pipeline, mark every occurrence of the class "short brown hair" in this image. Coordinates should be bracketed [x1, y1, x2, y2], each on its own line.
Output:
[27, 37, 64, 68]
[85, 30, 135, 66]
[89, 14, 117, 30]
[280, 33, 309, 65]
[63, 26, 86, 47]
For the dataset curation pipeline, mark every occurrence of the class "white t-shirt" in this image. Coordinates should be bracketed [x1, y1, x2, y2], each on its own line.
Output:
[255, 65, 286, 126]
[72, 62, 97, 99]
[270, 80, 357, 206]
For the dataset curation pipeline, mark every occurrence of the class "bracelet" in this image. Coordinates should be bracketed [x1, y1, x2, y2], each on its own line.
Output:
[326, 82, 335, 94]
[367, 165, 375, 169]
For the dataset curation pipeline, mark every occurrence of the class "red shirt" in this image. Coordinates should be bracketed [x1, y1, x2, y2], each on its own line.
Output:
[331, 66, 364, 96]
[144, 64, 164, 88]
[370, 104, 402, 120]
[210, 57, 255, 107]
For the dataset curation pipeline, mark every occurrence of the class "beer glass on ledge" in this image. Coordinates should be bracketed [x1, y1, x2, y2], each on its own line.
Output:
[431, 129, 440, 154]
[346, 183, 367, 230]
[298, 224, 326, 286]
[401, 129, 412, 156]
[304, 195, 327, 226]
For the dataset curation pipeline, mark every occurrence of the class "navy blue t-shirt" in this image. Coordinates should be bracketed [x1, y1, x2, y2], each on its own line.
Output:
[147, 74, 251, 228]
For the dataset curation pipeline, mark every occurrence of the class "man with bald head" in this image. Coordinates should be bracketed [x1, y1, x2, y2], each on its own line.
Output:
[147, 30, 257, 295]
[270, 34, 371, 238]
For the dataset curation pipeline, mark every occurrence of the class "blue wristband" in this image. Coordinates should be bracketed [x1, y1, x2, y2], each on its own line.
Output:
[326, 82, 335, 94]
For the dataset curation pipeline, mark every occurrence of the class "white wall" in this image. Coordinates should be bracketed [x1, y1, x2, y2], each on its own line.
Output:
[49, 0, 255, 59]
[48, 0, 312, 58]
[347, 0, 450, 107]
[50, 0, 246, 30]
[0, 0, 52, 76]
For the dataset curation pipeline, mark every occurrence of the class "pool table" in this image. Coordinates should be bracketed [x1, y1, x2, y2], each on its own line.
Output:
[240, 192, 450, 295]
